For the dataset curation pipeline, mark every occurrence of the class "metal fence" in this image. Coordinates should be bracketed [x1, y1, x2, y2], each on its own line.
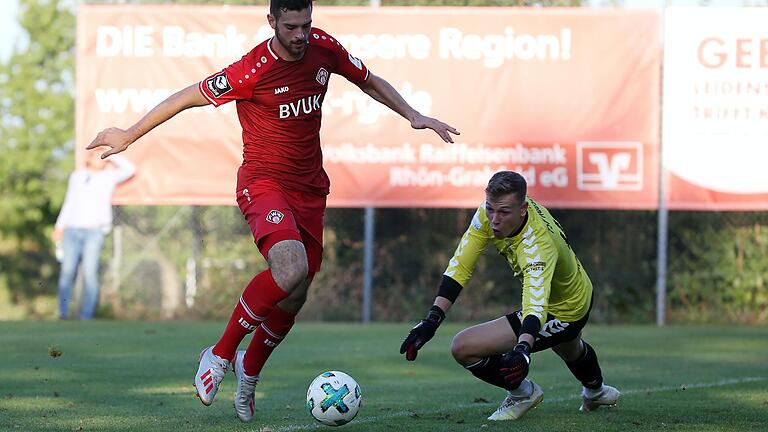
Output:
[86, 205, 767, 324]
[60, 0, 768, 324]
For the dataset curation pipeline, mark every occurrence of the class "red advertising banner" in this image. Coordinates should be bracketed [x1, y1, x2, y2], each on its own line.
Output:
[663, 7, 768, 210]
[76, 6, 661, 209]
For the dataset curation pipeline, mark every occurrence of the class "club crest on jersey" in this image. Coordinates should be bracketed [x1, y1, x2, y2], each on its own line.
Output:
[266, 210, 284, 224]
[206, 72, 232, 98]
[316, 68, 329, 86]
[347, 53, 363, 70]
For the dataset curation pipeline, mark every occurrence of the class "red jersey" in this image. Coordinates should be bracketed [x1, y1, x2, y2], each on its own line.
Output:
[199, 28, 370, 196]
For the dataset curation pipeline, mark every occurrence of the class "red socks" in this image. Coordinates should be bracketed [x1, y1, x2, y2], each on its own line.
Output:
[243, 305, 296, 376]
[212, 269, 289, 361]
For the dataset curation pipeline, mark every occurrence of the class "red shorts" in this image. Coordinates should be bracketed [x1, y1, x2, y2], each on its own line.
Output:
[236, 179, 326, 273]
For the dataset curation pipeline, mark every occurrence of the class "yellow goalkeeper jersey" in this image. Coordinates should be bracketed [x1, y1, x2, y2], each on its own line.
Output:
[444, 198, 592, 325]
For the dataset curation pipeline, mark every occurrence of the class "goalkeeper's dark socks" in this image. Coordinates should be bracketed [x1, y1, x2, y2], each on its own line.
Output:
[213, 269, 289, 361]
[465, 355, 516, 391]
[564, 341, 604, 390]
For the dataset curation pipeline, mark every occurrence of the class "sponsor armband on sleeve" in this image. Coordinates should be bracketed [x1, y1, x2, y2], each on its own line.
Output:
[436, 275, 463, 303]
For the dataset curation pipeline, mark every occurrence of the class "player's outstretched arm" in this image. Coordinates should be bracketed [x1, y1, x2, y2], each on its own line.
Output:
[87, 84, 211, 159]
[399, 279, 460, 361]
[357, 73, 460, 143]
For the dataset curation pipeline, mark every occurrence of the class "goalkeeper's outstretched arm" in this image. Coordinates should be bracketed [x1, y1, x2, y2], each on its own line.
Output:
[400, 275, 463, 361]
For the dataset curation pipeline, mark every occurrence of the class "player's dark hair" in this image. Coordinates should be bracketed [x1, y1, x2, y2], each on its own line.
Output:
[270, 0, 313, 20]
[485, 171, 527, 203]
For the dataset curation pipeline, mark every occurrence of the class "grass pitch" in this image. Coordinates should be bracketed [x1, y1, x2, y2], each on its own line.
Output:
[1, 321, 766, 431]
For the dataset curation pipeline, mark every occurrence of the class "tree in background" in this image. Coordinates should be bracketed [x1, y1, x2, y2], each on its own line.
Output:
[0, 0, 74, 317]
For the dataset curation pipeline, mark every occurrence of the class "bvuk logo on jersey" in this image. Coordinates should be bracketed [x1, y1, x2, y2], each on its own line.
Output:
[266, 210, 284, 224]
[576, 142, 643, 191]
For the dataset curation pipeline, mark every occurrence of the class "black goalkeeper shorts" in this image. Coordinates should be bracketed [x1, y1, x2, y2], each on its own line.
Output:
[505, 299, 592, 353]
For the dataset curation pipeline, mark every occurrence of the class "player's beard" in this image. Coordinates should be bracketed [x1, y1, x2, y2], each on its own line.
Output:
[277, 33, 308, 59]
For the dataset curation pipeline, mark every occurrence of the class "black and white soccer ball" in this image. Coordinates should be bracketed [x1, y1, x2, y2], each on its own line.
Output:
[306, 371, 362, 426]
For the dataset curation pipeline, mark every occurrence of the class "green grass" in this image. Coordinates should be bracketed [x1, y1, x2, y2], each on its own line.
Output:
[1, 321, 767, 431]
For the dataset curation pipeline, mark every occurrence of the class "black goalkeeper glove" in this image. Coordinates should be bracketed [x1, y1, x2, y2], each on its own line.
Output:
[500, 341, 532, 388]
[399, 305, 445, 361]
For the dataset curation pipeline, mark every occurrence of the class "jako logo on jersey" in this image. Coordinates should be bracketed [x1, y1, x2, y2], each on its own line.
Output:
[278, 94, 322, 119]
[206, 72, 232, 98]
[347, 53, 363, 70]
[274, 86, 289, 95]
[266, 210, 284, 224]
[315, 68, 329, 85]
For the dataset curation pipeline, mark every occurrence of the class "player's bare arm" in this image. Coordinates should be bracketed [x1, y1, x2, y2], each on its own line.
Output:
[357, 73, 460, 143]
[433, 296, 454, 314]
[87, 84, 210, 158]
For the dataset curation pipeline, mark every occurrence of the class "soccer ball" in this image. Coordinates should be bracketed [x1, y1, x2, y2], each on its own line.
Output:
[306, 371, 362, 426]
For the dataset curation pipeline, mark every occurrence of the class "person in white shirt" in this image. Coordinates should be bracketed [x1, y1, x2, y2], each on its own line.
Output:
[52, 152, 135, 320]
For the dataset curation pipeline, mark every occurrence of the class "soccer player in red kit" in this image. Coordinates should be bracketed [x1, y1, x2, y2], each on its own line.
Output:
[87, 0, 459, 423]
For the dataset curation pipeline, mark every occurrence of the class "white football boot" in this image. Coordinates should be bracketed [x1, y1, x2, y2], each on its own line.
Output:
[193, 346, 230, 406]
[580, 384, 621, 412]
[487, 381, 544, 421]
[233, 350, 260, 422]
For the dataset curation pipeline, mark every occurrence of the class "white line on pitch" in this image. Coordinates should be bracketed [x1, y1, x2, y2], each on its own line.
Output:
[266, 376, 767, 432]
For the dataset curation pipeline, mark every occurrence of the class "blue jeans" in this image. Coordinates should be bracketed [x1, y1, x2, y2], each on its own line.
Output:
[58, 228, 105, 320]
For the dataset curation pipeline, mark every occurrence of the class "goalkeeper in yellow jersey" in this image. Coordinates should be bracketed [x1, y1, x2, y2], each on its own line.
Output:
[400, 170, 620, 421]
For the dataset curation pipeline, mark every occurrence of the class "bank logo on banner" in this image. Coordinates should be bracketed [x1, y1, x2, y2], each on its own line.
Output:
[576, 142, 643, 191]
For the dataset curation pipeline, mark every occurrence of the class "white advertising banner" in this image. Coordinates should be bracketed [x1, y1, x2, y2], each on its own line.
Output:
[663, 7, 768, 210]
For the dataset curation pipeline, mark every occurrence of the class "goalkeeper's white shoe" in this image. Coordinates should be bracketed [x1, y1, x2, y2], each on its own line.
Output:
[487, 382, 544, 421]
[233, 350, 259, 422]
[194, 346, 230, 406]
[580, 384, 621, 412]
